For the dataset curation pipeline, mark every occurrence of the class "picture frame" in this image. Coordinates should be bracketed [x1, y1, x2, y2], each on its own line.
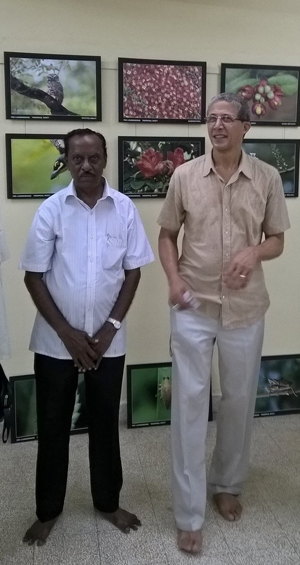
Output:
[10, 374, 88, 443]
[6, 134, 72, 199]
[4, 51, 101, 121]
[220, 63, 300, 126]
[119, 58, 206, 123]
[118, 136, 205, 198]
[254, 354, 300, 418]
[127, 362, 213, 428]
[242, 139, 299, 197]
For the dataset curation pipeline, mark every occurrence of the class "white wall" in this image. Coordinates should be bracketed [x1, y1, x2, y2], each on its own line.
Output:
[1, 0, 299, 399]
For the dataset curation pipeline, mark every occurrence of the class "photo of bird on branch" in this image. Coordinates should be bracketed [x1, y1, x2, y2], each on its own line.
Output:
[5, 53, 100, 120]
[8, 135, 71, 198]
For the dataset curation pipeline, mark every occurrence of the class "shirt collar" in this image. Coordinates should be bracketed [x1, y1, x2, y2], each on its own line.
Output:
[64, 177, 116, 203]
[203, 149, 252, 180]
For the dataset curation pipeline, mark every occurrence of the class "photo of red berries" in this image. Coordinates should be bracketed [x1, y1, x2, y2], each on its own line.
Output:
[118, 58, 206, 123]
[221, 64, 300, 126]
[118, 137, 205, 198]
[243, 139, 299, 197]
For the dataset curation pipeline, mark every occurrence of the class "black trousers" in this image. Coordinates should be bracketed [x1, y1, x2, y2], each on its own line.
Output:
[34, 353, 125, 522]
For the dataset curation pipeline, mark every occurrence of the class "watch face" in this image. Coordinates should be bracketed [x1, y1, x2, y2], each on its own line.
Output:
[114, 320, 121, 329]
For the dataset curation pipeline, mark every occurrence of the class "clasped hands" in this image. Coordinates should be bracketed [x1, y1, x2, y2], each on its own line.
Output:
[59, 323, 116, 372]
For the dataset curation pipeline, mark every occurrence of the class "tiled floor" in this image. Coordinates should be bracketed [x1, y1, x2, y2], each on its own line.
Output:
[1, 414, 300, 564]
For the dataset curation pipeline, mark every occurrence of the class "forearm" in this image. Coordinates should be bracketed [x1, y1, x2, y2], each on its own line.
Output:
[106, 268, 141, 323]
[24, 272, 70, 338]
[255, 233, 284, 262]
[158, 228, 180, 284]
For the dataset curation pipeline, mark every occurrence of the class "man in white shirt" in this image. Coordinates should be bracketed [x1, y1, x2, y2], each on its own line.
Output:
[20, 129, 155, 546]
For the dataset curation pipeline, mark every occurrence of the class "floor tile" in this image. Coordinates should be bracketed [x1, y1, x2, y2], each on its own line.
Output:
[233, 547, 300, 565]
[33, 532, 100, 565]
[2, 412, 300, 565]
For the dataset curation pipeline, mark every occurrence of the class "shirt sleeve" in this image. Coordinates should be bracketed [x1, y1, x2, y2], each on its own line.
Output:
[262, 168, 291, 235]
[157, 167, 185, 231]
[19, 205, 56, 272]
[122, 202, 155, 270]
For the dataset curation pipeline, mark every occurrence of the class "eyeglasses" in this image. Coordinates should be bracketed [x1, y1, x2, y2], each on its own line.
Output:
[205, 114, 243, 125]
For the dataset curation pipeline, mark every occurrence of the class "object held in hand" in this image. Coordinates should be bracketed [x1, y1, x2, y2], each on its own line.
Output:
[183, 291, 201, 310]
[239, 274, 246, 279]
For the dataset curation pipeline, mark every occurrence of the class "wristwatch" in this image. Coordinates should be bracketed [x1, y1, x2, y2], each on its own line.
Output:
[107, 317, 122, 330]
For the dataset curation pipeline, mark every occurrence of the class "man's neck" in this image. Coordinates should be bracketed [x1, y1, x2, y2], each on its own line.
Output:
[74, 177, 105, 208]
[212, 149, 242, 172]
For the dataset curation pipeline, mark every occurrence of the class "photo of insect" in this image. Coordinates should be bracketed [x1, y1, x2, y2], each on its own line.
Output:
[265, 378, 298, 398]
[158, 375, 172, 410]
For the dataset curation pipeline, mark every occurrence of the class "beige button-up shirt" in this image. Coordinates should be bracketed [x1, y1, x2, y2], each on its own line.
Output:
[157, 150, 290, 329]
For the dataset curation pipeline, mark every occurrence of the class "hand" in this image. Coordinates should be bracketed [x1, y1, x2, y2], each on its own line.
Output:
[224, 246, 259, 290]
[169, 277, 193, 310]
[58, 326, 98, 371]
[92, 323, 117, 369]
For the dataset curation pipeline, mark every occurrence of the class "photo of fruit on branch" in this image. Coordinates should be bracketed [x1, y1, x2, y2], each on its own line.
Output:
[4, 52, 101, 120]
[221, 64, 300, 125]
[119, 137, 204, 198]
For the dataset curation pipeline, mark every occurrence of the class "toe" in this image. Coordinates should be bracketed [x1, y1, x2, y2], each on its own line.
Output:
[37, 538, 46, 546]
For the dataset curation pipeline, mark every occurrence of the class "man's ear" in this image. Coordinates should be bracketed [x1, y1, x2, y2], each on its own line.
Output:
[243, 122, 251, 136]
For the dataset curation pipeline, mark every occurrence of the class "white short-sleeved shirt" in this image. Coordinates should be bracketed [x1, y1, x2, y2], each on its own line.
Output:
[19, 179, 155, 359]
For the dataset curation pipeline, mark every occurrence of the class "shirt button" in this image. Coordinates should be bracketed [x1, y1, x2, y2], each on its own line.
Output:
[226, 253, 229, 257]
[225, 230, 228, 234]
[222, 295, 225, 299]
[225, 208, 228, 212]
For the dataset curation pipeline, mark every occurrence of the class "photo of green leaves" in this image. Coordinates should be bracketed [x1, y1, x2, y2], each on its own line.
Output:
[255, 356, 300, 417]
[11, 374, 87, 443]
[119, 137, 205, 198]
[5, 52, 101, 120]
[6, 134, 72, 199]
[221, 64, 300, 125]
[243, 140, 299, 197]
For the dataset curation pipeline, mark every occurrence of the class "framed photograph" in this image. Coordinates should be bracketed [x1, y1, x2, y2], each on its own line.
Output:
[10, 374, 88, 443]
[4, 52, 101, 120]
[255, 354, 300, 417]
[243, 139, 299, 197]
[6, 134, 72, 199]
[127, 362, 213, 428]
[119, 58, 206, 123]
[119, 136, 205, 198]
[220, 63, 300, 126]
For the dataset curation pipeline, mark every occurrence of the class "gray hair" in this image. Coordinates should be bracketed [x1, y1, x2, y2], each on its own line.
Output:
[207, 93, 250, 122]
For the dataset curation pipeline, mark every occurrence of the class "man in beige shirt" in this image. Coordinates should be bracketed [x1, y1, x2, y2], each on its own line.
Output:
[158, 93, 290, 554]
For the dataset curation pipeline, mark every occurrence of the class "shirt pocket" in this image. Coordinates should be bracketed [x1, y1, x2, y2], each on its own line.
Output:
[102, 234, 126, 270]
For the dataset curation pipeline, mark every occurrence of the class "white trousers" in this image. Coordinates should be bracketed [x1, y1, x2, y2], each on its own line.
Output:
[170, 309, 264, 531]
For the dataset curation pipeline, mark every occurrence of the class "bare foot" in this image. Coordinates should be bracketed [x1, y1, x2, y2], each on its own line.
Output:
[213, 493, 242, 521]
[23, 518, 58, 546]
[177, 529, 203, 554]
[99, 507, 141, 534]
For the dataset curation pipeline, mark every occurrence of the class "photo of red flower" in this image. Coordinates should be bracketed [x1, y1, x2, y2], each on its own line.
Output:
[118, 137, 205, 198]
[119, 58, 206, 123]
[221, 64, 300, 126]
